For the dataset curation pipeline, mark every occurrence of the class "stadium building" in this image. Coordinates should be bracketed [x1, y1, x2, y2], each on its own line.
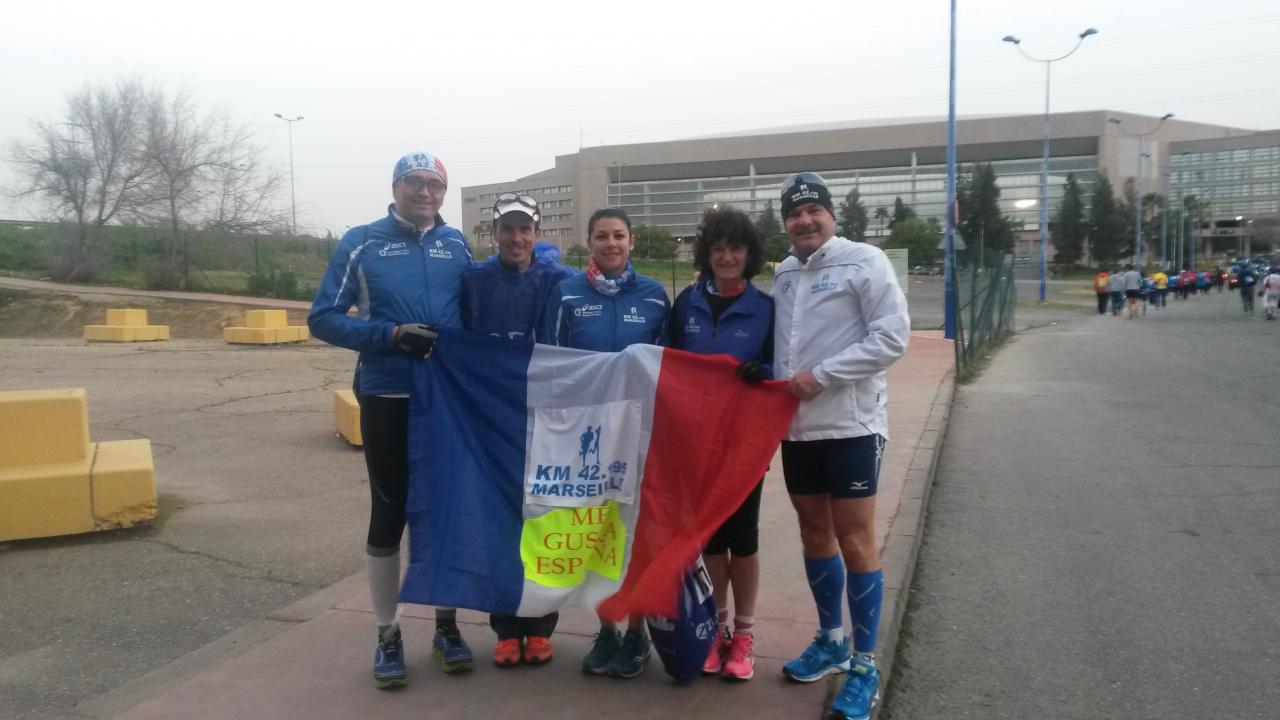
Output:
[462, 111, 1278, 263]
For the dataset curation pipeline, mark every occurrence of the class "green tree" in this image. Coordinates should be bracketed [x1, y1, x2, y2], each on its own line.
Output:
[957, 163, 1015, 257]
[763, 234, 791, 263]
[1052, 172, 1087, 267]
[1088, 173, 1127, 268]
[889, 197, 916, 228]
[632, 223, 676, 259]
[838, 188, 869, 241]
[873, 206, 890, 239]
[884, 217, 941, 267]
[754, 201, 781, 239]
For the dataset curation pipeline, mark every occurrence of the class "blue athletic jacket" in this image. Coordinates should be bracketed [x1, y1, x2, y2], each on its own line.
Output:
[460, 258, 576, 342]
[543, 272, 670, 351]
[666, 281, 775, 377]
[308, 206, 472, 396]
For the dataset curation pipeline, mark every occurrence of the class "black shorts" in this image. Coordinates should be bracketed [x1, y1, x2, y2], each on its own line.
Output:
[1124, 289, 1141, 299]
[703, 479, 764, 557]
[782, 435, 885, 499]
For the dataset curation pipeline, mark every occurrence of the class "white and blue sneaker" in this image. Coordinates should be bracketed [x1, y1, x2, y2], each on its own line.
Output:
[373, 629, 407, 689]
[782, 633, 851, 682]
[829, 658, 880, 720]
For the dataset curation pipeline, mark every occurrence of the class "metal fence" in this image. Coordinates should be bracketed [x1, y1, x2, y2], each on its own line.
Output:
[951, 250, 1017, 379]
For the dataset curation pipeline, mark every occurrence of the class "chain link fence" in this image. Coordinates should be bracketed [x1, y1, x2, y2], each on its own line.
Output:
[951, 250, 1017, 379]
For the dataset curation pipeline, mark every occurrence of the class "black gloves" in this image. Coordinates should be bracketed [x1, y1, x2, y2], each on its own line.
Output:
[393, 323, 437, 360]
[736, 360, 767, 384]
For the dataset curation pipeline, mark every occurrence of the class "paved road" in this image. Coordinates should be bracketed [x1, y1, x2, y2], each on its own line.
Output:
[883, 289, 1280, 719]
[0, 340, 368, 720]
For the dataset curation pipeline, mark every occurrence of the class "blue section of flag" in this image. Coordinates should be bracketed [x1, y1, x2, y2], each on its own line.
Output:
[401, 327, 532, 613]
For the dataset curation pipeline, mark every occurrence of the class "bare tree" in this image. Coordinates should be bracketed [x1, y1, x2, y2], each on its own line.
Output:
[9, 79, 158, 280]
[140, 92, 286, 286]
[9, 78, 286, 286]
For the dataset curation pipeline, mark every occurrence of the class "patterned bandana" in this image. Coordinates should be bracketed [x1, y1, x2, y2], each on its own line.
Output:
[587, 258, 633, 297]
[704, 278, 746, 298]
[392, 152, 448, 187]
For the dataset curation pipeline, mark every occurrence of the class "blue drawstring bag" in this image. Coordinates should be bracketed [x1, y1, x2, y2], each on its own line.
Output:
[646, 557, 718, 684]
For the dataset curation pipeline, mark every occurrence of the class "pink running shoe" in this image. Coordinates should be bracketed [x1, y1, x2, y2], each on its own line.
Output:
[721, 633, 755, 681]
[702, 629, 729, 674]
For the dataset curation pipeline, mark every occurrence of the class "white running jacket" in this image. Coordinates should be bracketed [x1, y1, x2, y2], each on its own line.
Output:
[773, 235, 911, 442]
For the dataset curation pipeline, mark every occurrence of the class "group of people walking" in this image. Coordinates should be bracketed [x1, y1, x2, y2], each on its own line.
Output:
[1093, 263, 1280, 320]
[307, 154, 910, 720]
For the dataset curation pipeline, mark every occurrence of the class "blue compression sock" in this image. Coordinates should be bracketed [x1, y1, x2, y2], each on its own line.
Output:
[804, 554, 846, 631]
[848, 569, 884, 654]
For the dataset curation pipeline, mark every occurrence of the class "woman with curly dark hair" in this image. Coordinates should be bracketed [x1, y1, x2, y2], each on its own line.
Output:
[665, 204, 774, 682]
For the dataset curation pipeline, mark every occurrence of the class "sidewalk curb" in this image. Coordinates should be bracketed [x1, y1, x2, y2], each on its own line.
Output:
[873, 368, 956, 715]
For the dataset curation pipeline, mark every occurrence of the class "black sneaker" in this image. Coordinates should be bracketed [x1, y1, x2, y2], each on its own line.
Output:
[606, 629, 651, 679]
[581, 629, 621, 675]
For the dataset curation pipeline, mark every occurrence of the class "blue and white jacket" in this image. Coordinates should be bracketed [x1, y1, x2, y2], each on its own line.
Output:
[542, 272, 670, 351]
[460, 258, 576, 342]
[308, 205, 472, 396]
[666, 281, 774, 376]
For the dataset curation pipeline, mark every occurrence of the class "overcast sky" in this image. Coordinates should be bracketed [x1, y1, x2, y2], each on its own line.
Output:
[2, 0, 1277, 236]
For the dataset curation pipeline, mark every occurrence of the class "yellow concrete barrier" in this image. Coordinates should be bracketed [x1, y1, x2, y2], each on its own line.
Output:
[0, 388, 157, 542]
[84, 308, 170, 342]
[0, 388, 90, 469]
[334, 389, 362, 447]
[224, 310, 309, 345]
[246, 309, 288, 329]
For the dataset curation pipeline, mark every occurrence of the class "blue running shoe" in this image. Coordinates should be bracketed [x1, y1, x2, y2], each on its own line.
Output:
[782, 633, 851, 683]
[605, 629, 651, 679]
[581, 629, 622, 675]
[373, 629, 407, 689]
[829, 658, 880, 720]
[432, 625, 474, 673]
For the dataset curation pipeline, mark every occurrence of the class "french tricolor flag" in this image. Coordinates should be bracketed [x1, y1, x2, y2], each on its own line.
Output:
[400, 327, 797, 620]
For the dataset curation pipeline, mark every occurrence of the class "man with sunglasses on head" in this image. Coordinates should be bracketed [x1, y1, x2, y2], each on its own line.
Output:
[309, 151, 475, 689]
[771, 172, 909, 720]
[459, 193, 575, 667]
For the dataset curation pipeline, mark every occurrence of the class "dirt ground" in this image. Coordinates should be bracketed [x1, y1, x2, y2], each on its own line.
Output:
[0, 289, 311, 339]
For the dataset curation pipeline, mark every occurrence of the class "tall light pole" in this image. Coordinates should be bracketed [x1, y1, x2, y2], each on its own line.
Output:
[943, 0, 958, 339]
[1002, 27, 1098, 303]
[274, 113, 304, 235]
[1108, 113, 1173, 274]
[1160, 168, 1172, 270]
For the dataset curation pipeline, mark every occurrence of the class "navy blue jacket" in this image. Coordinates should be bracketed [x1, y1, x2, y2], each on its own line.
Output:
[308, 206, 472, 396]
[542, 272, 670, 351]
[666, 282, 774, 376]
[460, 258, 576, 342]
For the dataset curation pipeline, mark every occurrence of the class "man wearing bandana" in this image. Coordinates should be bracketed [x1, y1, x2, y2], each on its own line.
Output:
[309, 151, 475, 689]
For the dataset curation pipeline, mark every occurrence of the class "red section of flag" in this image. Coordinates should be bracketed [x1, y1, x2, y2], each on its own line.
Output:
[596, 348, 798, 621]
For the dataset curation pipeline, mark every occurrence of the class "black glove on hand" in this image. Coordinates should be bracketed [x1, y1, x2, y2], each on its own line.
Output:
[736, 359, 767, 384]
[393, 323, 437, 360]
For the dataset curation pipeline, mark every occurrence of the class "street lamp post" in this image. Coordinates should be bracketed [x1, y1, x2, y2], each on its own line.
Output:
[1161, 170, 1172, 270]
[943, 0, 958, 339]
[1108, 113, 1173, 274]
[1003, 27, 1098, 303]
[274, 113, 304, 235]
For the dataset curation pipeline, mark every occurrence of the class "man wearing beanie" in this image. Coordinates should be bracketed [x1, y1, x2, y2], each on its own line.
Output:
[309, 151, 475, 688]
[459, 192, 575, 668]
[771, 172, 910, 720]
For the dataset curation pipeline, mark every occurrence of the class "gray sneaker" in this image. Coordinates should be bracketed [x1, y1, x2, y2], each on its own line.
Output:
[581, 629, 621, 675]
[606, 630, 651, 679]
